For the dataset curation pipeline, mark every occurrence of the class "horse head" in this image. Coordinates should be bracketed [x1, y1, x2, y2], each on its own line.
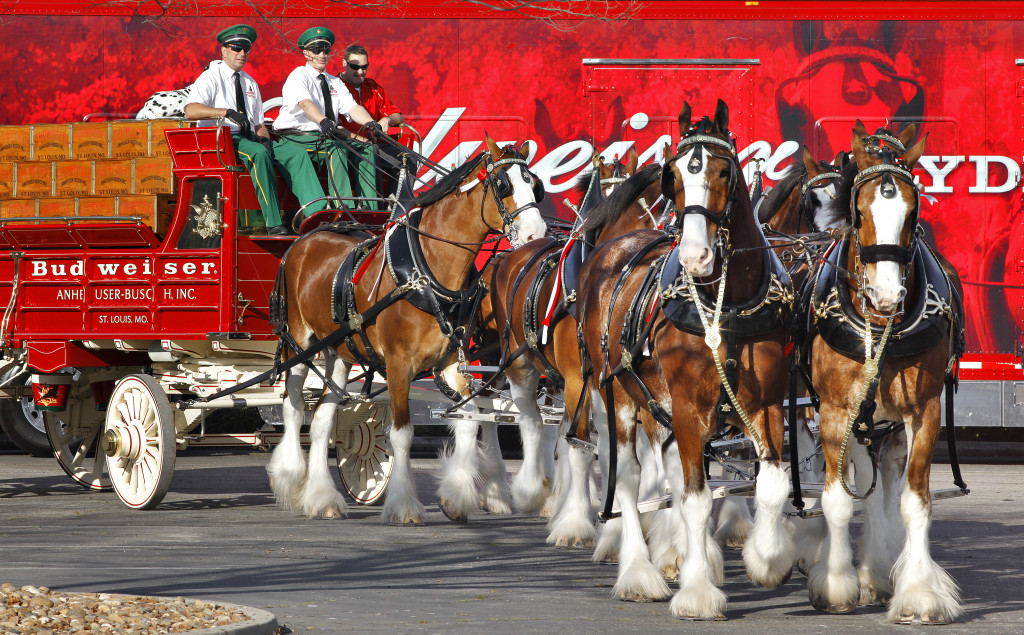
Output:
[662, 99, 738, 277]
[483, 133, 547, 247]
[849, 121, 927, 314]
[800, 146, 845, 231]
[597, 147, 639, 196]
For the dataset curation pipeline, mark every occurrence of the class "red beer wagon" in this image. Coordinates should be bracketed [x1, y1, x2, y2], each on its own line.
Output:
[0, 123, 413, 508]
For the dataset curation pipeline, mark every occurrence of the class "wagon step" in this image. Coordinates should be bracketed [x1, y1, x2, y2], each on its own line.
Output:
[785, 486, 969, 518]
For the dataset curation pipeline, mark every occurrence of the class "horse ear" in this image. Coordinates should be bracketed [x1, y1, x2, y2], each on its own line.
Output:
[484, 132, 501, 160]
[714, 99, 729, 134]
[592, 151, 604, 169]
[519, 140, 533, 160]
[803, 145, 819, 175]
[904, 132, 928, 169]
[662, 141, 674, 164]
[851, 127, 868, 166]
[853, 119, 868, 140]
[626, 147, 639, 174]
[833, 150, 847, 168]
[678, 102, 692, 135]
[898, 123, 917, 149]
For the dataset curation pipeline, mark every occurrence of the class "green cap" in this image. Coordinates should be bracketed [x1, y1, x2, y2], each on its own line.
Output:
[298, 26, 335, 49]
[217, 24, 257, 47]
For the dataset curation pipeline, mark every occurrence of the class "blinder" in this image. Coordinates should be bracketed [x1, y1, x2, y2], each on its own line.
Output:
[660, 117, 739, 229]
[850, 148, 920, 265]
[798, 162, 842, 232]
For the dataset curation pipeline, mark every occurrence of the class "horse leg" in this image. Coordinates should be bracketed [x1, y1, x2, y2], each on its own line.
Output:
[267, 363, 311, 510]
[879, 428, 908, 563]
[853, 440, 893, 606]
[298, 354, 351, 519]
[610, 398, 671, 602]
[478, 421, 513, 514]
[793, 416, 827, 575]
[437, 363, 488, 523]
[808, 404, 860, 613]
[743, 463, 795, 587]
[591, 388, 621, 563]
[507, 364, 549, 513]
[713, 444, 754, 548]
[382, 374, 426, 525]
[668, 430, 727, 620]
[547, 441, 596, 548]
[888, 411, 962, 624]
[543, 429, 572, 519]
[540, 417, 559, 516]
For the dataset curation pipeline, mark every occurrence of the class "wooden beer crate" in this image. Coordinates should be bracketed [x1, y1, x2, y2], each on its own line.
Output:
[71, 122, 110, 159]
[0, 198, 36, 218]
[133, 157, 174, 194]
[77, 197, 117, 218]
[32, 124, 71, 160]
[111, 121, 150, 159]
[55, 161, 93, 197]
[0, 126, 31, 162]
[14, 162, 54, 197]
[94, 159, 132, 195]
[38, 198, 77, 218]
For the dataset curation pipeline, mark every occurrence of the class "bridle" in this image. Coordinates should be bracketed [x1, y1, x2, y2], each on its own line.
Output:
[662, 117, 741, 238]
[850, 146, 919, 268]
[479, 144, 545, 244]
[799, 161, 843, 233]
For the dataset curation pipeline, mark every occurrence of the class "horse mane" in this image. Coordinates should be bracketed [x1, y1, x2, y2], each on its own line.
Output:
[571, 169, 597, 199]
[580, 164, 661, 233]
[756, 164, 806, 224]
[413, 153, 486, 208]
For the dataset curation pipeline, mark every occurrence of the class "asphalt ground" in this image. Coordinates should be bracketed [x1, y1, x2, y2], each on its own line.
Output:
[1, 448, 1023, 633]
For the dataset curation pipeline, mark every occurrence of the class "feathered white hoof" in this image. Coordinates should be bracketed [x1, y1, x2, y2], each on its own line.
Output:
[299, 478, 348, 519]
[546, 509, 596, 548]
[266, 447, 306, 510]
[807, 562, 860, 614]
[436, 463, 480, 524]
[888, 570, 962, 624]
[858, 567, 894, 606]
[592, 519, 621, 563]
[613, 559, 672, 602]
[479, 478, 513, 515]
[382, 492, 426, 526]
[714, 499, 753, 548]
[511, 473, 550, 513]
[670, 584, 728, 620]
[743, 531, 794, 589]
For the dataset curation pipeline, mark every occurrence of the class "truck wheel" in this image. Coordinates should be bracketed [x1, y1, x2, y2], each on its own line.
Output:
[0, 373, 51, 457]
[335, 401, 393, 505]
[103, 374, 176, 510]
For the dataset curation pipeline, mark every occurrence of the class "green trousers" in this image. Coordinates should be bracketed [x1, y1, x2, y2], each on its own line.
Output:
[233, 134, 283, 228]
[274, 135, 379, 215]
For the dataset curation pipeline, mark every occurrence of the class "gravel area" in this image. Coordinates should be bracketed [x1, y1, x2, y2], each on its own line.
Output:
[0, 583, 261, 634]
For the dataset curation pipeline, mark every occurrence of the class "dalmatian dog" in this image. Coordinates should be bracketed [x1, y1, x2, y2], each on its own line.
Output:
[136, 86, 192, 119]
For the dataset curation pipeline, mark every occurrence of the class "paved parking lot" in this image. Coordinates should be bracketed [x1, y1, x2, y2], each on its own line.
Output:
[1, 448, 1023, 633]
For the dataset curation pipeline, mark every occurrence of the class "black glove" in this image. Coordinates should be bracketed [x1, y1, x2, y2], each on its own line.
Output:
[224, 109, 251, 137]
[364, 121, 384, 140]
[258, 136, 274, 154]
[320, 118, 339, 138]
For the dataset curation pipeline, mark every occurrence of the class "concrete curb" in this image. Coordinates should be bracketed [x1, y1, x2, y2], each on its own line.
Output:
[177, 599, 279, 635]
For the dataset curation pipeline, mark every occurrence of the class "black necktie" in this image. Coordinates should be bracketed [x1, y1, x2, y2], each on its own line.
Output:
[319, 74, 336, 122]
[233, 72, 248, 118]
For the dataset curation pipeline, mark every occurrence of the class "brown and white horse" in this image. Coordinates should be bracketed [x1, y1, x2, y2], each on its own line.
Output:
[267, 135, 546, 525]
[488, 150, 659, 541]
[577, 100, 795, 616]
[804, 124, 965, 623]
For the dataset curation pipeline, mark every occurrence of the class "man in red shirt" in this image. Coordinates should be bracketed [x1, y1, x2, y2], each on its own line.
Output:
[339, 44, 410, 202]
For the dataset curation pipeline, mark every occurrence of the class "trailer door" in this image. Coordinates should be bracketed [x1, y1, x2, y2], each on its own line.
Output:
[582, 58, 758, 165]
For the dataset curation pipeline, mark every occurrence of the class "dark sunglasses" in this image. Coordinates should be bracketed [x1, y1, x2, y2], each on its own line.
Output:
[347, 61, 369, 71]
[306, 44, 331, 55]
[226, 43, 251, 53]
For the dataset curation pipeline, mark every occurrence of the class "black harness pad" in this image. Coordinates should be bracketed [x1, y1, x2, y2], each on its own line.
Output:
[811, 236, 961, 358]
[658, 241, 793, 337]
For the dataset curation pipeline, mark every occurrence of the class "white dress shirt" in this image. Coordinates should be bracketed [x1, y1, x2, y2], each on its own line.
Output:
[187, 60, 264, 131]
[273, 64, 359, 132]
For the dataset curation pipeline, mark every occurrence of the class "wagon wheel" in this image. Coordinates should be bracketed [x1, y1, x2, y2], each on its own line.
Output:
[335, 401, 393, 505]
[102, 374, 176, 510]
[44, 382, 111, 491]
